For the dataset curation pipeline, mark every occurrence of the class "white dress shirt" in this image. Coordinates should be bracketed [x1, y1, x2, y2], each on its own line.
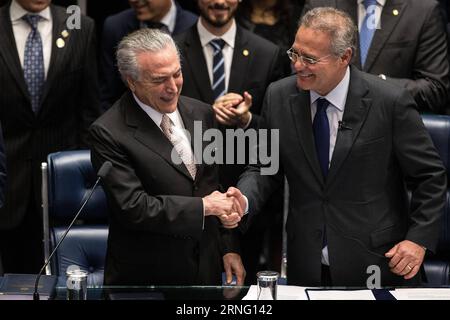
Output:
[197, 18, 237, 93]
[10, 0, 52, 79]
[310, 66, 351, 265]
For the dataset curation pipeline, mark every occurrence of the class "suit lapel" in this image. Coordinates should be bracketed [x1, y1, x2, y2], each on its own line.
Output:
[40, 5, 69, 113]
[0, 6, 30, 101]
[182, 28, 214, 103]
[228, 26, 250, 94]
[125, 94, 193, 181]
[290, 90, 324, 184]
[327, 68, 371, 185]
[362, 0, 406, 71]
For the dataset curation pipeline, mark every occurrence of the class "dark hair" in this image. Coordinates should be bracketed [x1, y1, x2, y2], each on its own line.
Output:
[237, 0, 294, 28]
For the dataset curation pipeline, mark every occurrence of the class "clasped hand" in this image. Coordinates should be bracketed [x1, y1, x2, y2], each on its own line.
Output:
[202, 187, 246, 228]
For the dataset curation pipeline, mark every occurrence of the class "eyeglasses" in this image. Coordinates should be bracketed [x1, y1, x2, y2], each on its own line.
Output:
[287, 47, 332, 65]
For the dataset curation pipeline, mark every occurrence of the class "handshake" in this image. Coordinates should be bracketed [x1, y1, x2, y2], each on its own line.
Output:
[202, 187, 246, 229]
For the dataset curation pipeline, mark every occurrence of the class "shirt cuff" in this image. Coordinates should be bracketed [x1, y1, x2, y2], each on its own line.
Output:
[243, 195, 249, 215]
[202, 200, 205, 230]
[242, 112, 252, 129]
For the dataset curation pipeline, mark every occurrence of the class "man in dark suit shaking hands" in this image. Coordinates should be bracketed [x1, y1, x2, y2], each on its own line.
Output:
[0, 0, 100, 274]
[233, 7, 447, 287]
[89, 28, 246, 286]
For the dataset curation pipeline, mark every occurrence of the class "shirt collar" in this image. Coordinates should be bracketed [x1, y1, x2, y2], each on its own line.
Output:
[10, 0, 51, 22]
[160, 0, 176, 34]
[133, 93, 179, 128]
[197, 18, 236, 49]
[310, 66, 350, 112]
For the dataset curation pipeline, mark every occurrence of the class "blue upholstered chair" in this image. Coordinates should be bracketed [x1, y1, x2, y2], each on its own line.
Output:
[41, 150, 109, 286]
[421, 114, 450, 286]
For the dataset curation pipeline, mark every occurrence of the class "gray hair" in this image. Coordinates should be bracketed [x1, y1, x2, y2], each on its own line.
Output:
[300, 7, 357, 57]
[116, 28, 180, 81]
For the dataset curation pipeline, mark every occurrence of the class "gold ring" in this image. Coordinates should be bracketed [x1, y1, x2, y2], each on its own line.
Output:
[406, 265, 412, 271]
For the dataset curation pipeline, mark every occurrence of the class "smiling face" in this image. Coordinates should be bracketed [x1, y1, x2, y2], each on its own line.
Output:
[127, 45, 183, 113]
[197, 0, 239, 30]
[16, 0, 51, 12]
[291, 26, 351, 96]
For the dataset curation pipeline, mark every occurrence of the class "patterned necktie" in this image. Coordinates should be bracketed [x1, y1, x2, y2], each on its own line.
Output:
[160, 114, 197, 179]
[359, 0, 378, 67]
[23, 14, 44, 114]
[210, 39, 226, 100]
[313, 98, 330, 179]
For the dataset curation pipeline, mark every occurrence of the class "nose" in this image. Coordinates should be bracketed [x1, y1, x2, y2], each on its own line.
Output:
[165, 77, 178, 93]
[293, 58, 307, 72]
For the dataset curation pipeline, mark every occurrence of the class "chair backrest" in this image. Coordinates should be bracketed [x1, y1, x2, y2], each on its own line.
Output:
[42, 150, 109, 286]
[421, 114, 450, 285]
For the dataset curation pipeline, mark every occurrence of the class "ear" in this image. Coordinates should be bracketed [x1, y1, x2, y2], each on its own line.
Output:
[126, 77, 136, 92]
[340, 47, 353, 66]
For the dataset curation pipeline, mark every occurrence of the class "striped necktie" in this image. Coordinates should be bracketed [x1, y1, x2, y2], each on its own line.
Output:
[210, 39, 226, 100]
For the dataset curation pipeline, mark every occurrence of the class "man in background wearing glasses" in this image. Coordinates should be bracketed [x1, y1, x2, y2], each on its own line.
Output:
[233, 7, 446, 287]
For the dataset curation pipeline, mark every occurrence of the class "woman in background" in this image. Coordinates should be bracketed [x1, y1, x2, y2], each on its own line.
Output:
[237, 0, 303, 76]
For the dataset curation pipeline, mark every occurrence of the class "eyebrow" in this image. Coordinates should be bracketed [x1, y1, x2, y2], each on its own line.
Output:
[149, 68, 182, 80]
[292, 46, 320, 60]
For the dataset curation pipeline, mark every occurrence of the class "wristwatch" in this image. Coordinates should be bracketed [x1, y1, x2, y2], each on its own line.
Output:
[379, 74, 387, 80]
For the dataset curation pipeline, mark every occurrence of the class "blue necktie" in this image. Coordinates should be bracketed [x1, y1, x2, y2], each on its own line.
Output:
[23, 14, 44, 114]
[359, 0, 378, 67]
[313, 98, 330, 179]
[314, 98, 330, 250]
[210, 39, 226, 100]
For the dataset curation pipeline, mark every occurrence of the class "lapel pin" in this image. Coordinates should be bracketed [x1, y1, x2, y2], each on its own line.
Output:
[243, 49, 249, 57]
[61, 30, 69, 38]
[393, 9, 399, 16]
[56, 38, 65, 48]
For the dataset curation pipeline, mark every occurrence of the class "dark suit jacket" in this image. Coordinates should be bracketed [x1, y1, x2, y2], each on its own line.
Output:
[304, 0, 450, 114]
[89, 93, 239, 285]
[0, 4, 100, 229]
[175, 24, 283, 187]
[100, 2, 197, 111]
[237, 67, 447, 287]
[0, 123, 5, 209]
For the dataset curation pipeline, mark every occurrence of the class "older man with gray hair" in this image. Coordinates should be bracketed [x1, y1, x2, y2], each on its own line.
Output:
[232, 7, 446, 287]
[89, 28, 246, 286]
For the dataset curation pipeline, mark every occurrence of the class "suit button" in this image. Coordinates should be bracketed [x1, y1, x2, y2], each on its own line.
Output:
[323, 197, 329, 205]
[193, 185, 199, 191]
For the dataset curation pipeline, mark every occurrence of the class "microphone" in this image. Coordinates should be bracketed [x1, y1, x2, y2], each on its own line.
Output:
[33, 161, 112, 300]
[338, 121, 352, 131]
